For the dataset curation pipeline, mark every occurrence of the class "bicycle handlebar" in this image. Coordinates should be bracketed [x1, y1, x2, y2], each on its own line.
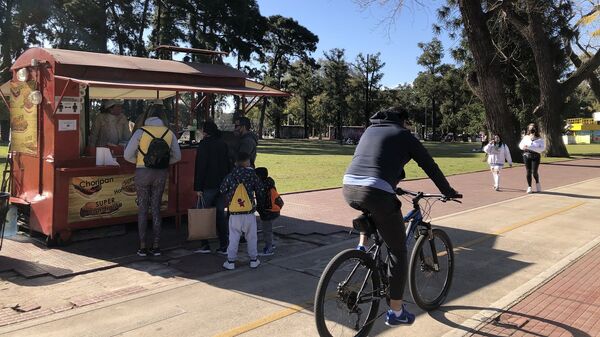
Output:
[396, 187, 463, 203]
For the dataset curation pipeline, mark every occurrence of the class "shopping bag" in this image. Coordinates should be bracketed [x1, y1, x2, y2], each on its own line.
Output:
[187, 196, 217, 241]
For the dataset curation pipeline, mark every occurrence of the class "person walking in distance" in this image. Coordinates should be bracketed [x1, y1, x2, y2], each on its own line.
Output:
[519, 123, 545, 193]
[483, 133, 513, 191]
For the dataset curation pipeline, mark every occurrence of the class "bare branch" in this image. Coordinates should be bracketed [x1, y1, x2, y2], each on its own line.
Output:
[562, 48, 600, 94]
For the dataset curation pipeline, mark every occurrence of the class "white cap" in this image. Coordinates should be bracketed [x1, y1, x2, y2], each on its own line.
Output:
[105, 99, 123, 109]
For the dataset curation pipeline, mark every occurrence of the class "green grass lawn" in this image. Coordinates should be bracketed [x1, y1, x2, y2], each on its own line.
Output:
[1, 141, 598, 194]
[257, 140, 600, 193]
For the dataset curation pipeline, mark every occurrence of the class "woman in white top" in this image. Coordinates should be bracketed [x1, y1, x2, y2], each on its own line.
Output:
[518, 123, 545, 193]
[484, 134, 513, 191]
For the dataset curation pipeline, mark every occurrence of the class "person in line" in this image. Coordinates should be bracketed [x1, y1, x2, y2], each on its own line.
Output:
[255, 167, 284, 256]
[343, 106, 459, 327]
[124, 103, 181, 256]
[89, 99, 131, 148]
[234, 117, 258, 168]
[219, 152, 265, 270]
[483, 134, 513, 191]
[519, 123, 545, 193]
[194, 121, 230, 255]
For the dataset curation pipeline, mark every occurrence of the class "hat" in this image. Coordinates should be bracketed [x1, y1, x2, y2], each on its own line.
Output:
[105, 99, 123, 109]
[148, 99, 163, 105]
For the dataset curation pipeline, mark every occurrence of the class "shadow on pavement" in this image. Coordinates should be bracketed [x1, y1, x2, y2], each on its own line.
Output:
[428, 305, 590, 337]
[539, 191, 600, 199]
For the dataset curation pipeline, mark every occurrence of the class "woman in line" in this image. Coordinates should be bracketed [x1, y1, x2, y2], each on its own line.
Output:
[518, 123, 545, 193]
[483, 133, 512, 191]
[124, 101, 181, 256]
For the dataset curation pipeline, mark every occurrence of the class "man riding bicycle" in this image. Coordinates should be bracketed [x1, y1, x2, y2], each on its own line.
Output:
[343, 106, 459, 327]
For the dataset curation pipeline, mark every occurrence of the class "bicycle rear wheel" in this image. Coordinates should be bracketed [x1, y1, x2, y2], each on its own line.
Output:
[408, 228, 454, 311]
[314, 249, 381, 337]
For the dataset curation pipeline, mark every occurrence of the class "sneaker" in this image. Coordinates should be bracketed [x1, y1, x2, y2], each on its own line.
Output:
[258, 246, 275, 256]
[250, 259, 261, 268]
[216, 247, 228, 255]
[149, 247, 161, 256]
[536, 183, 542, 192]
[385, 305, 415, 327]
[136, 248, 148, 257]
[356, 245, 367, 252]
[526, 187, 533, 194]
[493, 185, 499, 191]
[223, 261, 235, 270]
[195, 245, 211, 254]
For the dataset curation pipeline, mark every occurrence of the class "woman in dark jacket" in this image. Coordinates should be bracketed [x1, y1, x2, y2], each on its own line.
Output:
[194, 121, 231, 254]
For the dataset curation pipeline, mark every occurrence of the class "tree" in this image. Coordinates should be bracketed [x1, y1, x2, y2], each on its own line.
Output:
[258, 15, 319, 137]
[286, 60, 322, 138]
[349, 52, 386, 126]
[417, 38, 443, 138]
[321, 48, 351, 143]
[500, 1, 600, 156]
[0, 0, 50, 82]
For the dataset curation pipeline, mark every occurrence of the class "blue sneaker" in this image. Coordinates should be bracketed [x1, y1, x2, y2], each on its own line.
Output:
[385, 305, 415, 327]
[356, 245, 366, 252]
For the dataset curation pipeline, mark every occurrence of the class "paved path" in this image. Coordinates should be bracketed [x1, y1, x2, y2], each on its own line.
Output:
[0, 158, 599, 336]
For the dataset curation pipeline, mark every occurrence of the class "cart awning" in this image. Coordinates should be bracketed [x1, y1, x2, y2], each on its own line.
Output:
[55, 76, 288, 100]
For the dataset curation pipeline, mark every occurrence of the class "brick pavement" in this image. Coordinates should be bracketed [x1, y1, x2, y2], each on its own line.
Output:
[469, 243, 600, 337]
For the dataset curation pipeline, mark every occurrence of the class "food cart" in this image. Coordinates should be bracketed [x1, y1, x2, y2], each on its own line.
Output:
[0, 47, 287, 244]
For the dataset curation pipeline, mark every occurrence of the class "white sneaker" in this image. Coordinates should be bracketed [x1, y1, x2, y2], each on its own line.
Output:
[536, 183, 541, 192]
[250, 259, 260, 269]
[223, 261, 235, 270]
[526, 187, 532, 194]
[493, 185, 499, 191]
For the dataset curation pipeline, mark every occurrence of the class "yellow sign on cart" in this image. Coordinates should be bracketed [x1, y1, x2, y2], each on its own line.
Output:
[9, 81, 38, 154]
[68, 175, 168, 223]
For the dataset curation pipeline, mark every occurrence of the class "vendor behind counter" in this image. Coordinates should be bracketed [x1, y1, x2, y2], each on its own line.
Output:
[88, 99, 131, 148]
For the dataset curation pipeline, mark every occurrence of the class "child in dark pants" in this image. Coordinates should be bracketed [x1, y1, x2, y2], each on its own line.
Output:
[255, 167, 284, 256]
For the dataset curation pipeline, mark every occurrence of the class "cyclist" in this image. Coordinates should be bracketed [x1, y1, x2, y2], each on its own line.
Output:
[343, 106, 459, 327]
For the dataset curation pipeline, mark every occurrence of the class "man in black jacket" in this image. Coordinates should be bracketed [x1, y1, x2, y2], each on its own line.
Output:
[194, 121, 231, 254]
[234, 117, 258, 168]
[343, 106, 459, 327]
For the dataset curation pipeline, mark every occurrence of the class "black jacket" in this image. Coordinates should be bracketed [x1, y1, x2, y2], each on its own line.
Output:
[194, 134, 231, 191]
[345, 111, 455, 196]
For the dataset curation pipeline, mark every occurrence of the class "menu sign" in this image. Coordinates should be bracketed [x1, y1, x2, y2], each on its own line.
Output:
[9, 81, 38, 154]
[67, 175, 168, 223]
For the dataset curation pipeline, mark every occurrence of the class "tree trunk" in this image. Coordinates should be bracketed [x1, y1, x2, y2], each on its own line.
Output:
[137, 0, 150, 56]
[303, 96, 309, 138]
[458, 0, 520, 161]
[258, 97, 267, 139]
[504, 2, 568, 157]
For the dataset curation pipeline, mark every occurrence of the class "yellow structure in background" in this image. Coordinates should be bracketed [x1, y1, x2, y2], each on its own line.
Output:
[564, 118, 600, 144]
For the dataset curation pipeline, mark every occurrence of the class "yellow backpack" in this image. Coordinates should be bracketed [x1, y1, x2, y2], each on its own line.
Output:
[228, 182, 253, 213]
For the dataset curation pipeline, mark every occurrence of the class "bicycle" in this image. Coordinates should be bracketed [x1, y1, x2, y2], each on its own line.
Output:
[314, 187, 462, 337]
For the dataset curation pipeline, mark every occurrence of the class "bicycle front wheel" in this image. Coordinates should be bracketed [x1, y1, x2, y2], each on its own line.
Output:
[409, 228, 454, 311]
[314, 249, 381, 337]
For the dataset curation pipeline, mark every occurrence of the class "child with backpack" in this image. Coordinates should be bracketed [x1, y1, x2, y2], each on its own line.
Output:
[219, 152, 265, 270]
[255, 167, 284, 256]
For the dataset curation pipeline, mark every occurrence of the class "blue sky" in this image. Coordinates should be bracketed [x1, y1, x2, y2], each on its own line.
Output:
[256, 0, 458, 88]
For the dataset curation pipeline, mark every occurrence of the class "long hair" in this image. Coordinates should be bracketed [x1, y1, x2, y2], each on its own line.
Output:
[492, 134, 504, 147]
[526, 123, 540, 138]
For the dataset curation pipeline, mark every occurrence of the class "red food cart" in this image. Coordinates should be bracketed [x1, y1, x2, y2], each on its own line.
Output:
[0, 47, 287, 244]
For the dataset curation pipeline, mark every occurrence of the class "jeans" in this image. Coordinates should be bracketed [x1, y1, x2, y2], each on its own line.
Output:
[200, 188, 228, 249]
[343, 184, 407, 300]
[523, 152, 541, 186]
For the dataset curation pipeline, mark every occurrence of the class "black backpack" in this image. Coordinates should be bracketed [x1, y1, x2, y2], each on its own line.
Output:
[139, 127, 171, 169]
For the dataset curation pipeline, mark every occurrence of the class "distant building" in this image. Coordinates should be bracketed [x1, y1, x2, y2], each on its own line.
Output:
[564, 117, 600, 144]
